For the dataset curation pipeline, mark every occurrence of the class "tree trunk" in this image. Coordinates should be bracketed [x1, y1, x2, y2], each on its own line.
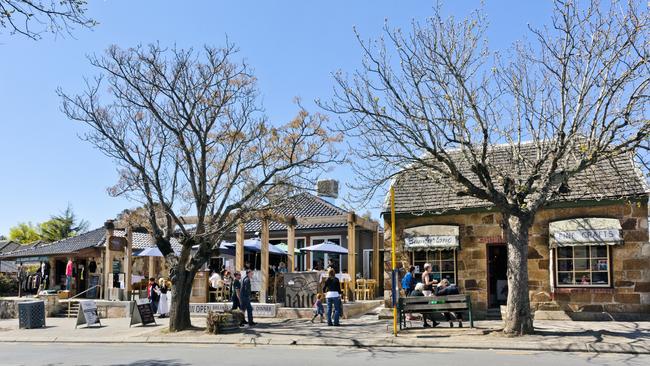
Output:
[169, 267, 196, 331]
[502, 213, 535, 335]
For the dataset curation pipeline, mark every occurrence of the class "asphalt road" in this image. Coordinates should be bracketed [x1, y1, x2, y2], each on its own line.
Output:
[1, 343, 648, 366]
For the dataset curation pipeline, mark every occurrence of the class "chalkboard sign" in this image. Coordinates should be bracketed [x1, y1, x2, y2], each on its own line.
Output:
[76, 301, 101, 328]
[87, 275, 100, 299]
[130, 300, 156, 327]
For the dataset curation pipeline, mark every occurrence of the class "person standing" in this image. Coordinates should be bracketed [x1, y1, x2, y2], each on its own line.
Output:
[401, 265, 416, 295]
[157, 278, 170, 318]
[65, 259, 74, 291]
[231, 272, 242, 312]
[147, 277, 160, 314]
[240, 270, 255, 327]
[323, 268, 342, 326]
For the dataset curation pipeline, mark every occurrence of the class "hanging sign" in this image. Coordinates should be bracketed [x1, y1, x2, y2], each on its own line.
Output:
[108, 236, 127, 251]
[130, 299, 156, 327]
[75, 301, 101, 328]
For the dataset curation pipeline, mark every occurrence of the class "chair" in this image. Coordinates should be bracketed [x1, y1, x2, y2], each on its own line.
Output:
[354, 279, 367, 301]
[365, 279, 377, 300]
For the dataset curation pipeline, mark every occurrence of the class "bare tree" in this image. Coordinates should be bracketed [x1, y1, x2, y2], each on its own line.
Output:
[0, 0, 95, 40]
[322, 0, 649, 335]
[59, 43, 340, 331]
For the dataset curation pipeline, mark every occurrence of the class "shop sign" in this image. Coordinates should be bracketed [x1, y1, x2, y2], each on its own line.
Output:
[405, 235, 458, 248]
[189, 303, 277, 317]
[553, 229, 621, 244]
[403, 225, 460, 250]
[108, 236, 127, 251]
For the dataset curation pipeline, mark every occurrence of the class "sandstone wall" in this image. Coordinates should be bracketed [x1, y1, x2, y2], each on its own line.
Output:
[384, 199, 650, 317]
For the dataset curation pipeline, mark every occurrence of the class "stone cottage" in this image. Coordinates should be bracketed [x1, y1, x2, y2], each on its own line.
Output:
[383, 149, 650, 319]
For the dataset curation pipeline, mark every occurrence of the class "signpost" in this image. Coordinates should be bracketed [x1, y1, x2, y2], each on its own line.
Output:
[130, 299, 156, 327]
[76, 301, 101, 328]
[390, 186, 398, 337]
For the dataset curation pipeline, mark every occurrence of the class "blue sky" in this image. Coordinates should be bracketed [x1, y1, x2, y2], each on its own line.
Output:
[0, 0, 552, 235]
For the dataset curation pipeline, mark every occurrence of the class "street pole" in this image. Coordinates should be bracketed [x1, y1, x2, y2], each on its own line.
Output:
[391, 186, 397, 336]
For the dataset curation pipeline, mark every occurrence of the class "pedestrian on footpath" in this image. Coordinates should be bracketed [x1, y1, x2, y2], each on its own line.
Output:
[231, 272, 242, 311]
[147, 277, 160, 314]
[323, 268, 342, 326]
[157, 278, 170, 318]
[240, 269, 255, 327]
[311, 293, 324, 323]
[401, 265, 416, 296]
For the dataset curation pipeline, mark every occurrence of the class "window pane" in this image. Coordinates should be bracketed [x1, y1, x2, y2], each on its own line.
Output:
[440, 250, 454, 260]
[592, 259, 608, 271]
[592, 246, 607, 258]
[557, 259, 573, 271]
[558, 272, 573, 284]
[574, 258, 589, 271]
[414, 251, 427, 262]
[592, 272, 608, 285]
[575, 272, 590, 285]
[441, 261, 454, 272]
[431, 272, 442, 282]
[574, 246, 588, 258]
[558, 247, 573, 258]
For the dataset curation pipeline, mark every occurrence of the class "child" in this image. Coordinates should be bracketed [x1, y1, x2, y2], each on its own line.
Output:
[311, 293, 325, 323]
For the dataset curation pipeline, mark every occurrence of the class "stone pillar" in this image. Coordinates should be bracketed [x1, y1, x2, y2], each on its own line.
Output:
[287, 224, 296, 273]
[347, 212, 357, 301]
[103, 220, 115, 300]
[260, 219, 270, 303]
[236, 222, 245, 271]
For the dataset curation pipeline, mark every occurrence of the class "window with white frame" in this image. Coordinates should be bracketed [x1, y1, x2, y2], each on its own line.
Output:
[555, 245, 611, 287]
[410, 250, 457, 284]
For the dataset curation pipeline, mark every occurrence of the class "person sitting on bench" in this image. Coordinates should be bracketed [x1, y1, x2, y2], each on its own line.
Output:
[410, 282, 439, 328]
[434, 279, 463, 328]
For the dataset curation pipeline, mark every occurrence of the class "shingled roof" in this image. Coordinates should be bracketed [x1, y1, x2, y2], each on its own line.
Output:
[242, 192, 348, 232]
[386, 145, 649, 215]
[0, 228, 183, 259]
[0, 240, 20, 254]
[0, 228, 106, 259]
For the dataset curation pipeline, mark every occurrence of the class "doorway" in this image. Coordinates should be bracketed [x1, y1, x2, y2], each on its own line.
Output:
[487, 244, 508, 309]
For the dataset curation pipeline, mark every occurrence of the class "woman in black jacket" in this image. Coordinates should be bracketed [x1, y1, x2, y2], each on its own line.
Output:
[323, 268, 342, 326]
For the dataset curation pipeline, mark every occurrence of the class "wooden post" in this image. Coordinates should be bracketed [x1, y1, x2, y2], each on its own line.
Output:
[287, 224, 296, 273]
[236, 222, 245, 271]
[148, 255, 155, 280]
[104, 225, 114, 300]
[125, 226, 133, 297]
[373, 227, 380, 283]
[347, 212, 357, 301]
[48, 257, 56, 289]
[260, 219, 270, 303]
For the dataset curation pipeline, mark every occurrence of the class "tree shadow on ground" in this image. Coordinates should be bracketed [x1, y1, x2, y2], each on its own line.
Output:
[109, 360, 189, 366]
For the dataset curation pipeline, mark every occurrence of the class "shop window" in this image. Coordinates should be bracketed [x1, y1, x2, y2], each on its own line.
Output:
[410, 250, 457, 284]
[556, 245, 610, 287]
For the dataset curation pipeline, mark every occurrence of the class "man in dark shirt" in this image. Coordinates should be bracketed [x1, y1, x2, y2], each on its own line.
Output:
[231, 272, 242, 311]
[240, 270, 255, 326]
[147, 277, 160, 313]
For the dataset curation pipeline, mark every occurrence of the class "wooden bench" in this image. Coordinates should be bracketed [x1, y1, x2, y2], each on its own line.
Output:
[398, 294, 474, 330]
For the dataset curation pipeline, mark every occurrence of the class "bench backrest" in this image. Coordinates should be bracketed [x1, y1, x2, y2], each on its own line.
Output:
[400, 294, 470, 311]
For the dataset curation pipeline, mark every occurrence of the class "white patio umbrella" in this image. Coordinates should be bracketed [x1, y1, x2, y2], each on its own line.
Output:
[300, 241, 348, 255]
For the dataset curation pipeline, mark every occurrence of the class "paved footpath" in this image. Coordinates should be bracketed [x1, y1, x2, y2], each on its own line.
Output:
[1, 313, 649, 355]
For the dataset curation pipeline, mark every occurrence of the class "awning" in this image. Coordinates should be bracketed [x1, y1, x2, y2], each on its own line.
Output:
[549, 218, 623, 248]
[404, 225, 459, 251]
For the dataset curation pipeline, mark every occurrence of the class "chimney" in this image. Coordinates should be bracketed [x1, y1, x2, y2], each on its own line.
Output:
[316, 179, 339, 204]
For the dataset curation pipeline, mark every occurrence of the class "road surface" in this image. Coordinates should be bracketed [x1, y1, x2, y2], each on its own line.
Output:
[0, 343, 647, 366]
